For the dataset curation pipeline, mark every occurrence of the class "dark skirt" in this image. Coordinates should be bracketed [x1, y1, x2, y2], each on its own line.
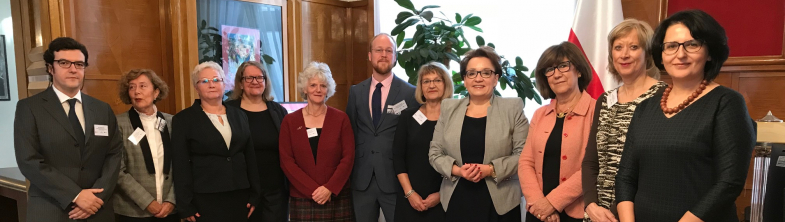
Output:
[394, 194, 444, 222]
[445, 179, 521, 222]
[193, 189, 251, 222]
[289, 187, 354, 222]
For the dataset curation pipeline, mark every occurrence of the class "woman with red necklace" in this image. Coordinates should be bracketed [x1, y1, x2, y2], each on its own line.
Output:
[614, 10, 756, 222]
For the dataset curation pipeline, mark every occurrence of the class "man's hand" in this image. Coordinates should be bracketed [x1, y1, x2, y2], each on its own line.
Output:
[73, 188, 104, 214]
[185, 213, 201, 222]
[146, 200, 162, 215]
[68, 206, 92, 220]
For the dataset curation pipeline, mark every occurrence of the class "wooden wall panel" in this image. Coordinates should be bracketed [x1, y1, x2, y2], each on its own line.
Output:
[620, 0, 664, 29]
[60, 0, 175, 114]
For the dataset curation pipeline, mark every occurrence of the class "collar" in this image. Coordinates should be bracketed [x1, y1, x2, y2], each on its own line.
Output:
[134, 105, 158, 119]
[52, 85, 82, 104]
[370, 73, 395, 88]
[544, 90, 593, 117]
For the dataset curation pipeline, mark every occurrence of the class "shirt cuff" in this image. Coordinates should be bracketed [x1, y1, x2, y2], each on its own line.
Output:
[72, 193, 80, 203]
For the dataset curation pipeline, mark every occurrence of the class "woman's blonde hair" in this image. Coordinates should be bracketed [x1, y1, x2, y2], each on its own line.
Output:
[607, 18, 660, 81]
[414, 62, 454, 104]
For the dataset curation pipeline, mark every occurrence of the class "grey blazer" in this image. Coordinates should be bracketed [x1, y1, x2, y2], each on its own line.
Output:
[345, 75, 417, 193]
[112, 111, 176, 218]
[14, 87, 123, 222]
[428, 95, 529, 215]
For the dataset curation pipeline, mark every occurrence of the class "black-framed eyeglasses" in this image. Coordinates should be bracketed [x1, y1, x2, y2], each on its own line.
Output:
[196, 78, 223, 84]
[544, 61, 571, 77]
[53, 59, 87, 70]
[662, 40, 703, 55]
[421, 78, 443, 86]
[243, 76, 266, 83]
[466, 69, 495, 79]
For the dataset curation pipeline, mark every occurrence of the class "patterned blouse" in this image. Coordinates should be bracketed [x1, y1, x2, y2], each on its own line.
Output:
[581, 81, 667, 221]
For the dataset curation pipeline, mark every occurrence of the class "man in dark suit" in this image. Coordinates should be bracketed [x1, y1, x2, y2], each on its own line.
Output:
[346, 33, 418, 222]
[14, 37, 123, 222]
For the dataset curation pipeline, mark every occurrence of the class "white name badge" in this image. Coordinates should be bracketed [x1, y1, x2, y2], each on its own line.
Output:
[306, 128, 319, 138]
[412, 110, 427, 125]
[156, 117, 166, 131]
[128, 127, 146, 145]
[94, 124, 109, 136]
[392, 100, 408, 114]
[777, 156, 785, 167]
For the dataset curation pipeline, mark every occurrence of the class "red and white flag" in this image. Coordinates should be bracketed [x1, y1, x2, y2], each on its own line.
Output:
[568, 0, 624, 98]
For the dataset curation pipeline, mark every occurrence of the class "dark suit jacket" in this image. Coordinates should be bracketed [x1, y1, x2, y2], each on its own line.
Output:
[171, 99, 261, 218]
[345, 75, 417, 193]
[278, 107, 354, 198]
[14, 87, 123, 222]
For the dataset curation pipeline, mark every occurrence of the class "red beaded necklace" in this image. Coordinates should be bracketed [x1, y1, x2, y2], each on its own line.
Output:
[660, 80, 708, 115]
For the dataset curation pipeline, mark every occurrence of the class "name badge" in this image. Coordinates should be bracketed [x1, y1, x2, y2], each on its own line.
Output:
[156, 117, 166, 132]
[412, 110, 427, 125]
[606, 90, 618, 108]
[392, 100, 408, 114]
[306, 128, 319, 138]
[128, 127, 146, 145]
[777, 156, 785, 167]
[94, 124, 109, 136]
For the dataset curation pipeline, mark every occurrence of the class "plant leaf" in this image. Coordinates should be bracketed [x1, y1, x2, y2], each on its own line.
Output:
[455, 13, 462, 24]
[445, 52, 460, 63]
[396, 31, 406, 48]
[394, 0, 416, 12]
[476, 36, 485, 47]
[419, 48, 429, 58]
[207, 27, 219, 32]
[500, 76, 508, 90]
[420, 5, 440, 11]
[455, 85, 466, 93]
[262, 54, 275, 64]
[488, 43, 495, 48]
[391, 18, 419, 36]
[403, 40, 415, 49]
[462, 13, 474, 23]
[515, 56, 523, 67]
[465, 25, 483, 32]
[420, 11, 434, 22]
[465, 17, 482, 26]
[395, 11, 415, 24]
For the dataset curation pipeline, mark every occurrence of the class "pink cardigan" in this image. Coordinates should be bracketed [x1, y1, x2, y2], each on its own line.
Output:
[518, 91, 596, 219]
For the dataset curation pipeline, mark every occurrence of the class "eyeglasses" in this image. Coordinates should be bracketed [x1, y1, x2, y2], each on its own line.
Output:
[544, 61, 571, 77]
[466, 69, 495, 79]
[422, 79, 443, 86]
[372, 48, 394, 54]
[243, 76, 265, 83]
[196, 78, 223, 84]
[662, 40, 703, 55]
[128, 84, 150, 91]
[53, 59, 87, 70]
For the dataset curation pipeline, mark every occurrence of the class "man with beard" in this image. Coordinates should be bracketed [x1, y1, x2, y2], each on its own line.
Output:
[346, 33, 417, 222]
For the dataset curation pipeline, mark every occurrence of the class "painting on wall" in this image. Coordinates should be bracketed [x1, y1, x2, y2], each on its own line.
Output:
[0, 35, 9, 101]
[221, 25, 260, 93]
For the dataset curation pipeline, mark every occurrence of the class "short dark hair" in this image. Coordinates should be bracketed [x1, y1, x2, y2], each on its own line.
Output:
[651, 9, 728, 82]
[459, 46, 502, 79]
[43, 37, 89, 69]
[534, 41, 593, 99]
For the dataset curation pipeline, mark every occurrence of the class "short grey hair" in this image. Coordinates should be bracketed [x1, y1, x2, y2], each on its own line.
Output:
[297, 61, 336, 101]
[191, 61, 226, 86]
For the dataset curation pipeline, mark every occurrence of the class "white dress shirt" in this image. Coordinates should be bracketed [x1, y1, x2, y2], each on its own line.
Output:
[135, 106, 166, 203]
[204, 111, 232, 149]
[53, 86, 85, 132]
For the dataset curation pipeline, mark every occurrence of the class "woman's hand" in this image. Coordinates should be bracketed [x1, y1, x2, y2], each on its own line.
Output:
[406, 191, 427, 211]
[545, 213, 560, 222]
[247, 203, 255, 218]
[586, 203, 618, 222]
[185, 213, 201, 222]
[423, 192, 440, 209]
[528, 198, 556, 221]
[459, 164, 481, 182]
[312, 186, 332, 205]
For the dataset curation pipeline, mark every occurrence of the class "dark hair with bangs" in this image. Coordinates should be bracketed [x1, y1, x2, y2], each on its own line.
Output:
[534, 42, 593, 99]
[651, 9, 729, 81]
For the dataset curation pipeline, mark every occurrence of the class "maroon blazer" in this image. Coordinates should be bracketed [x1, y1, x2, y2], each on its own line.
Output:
[279, 106, 355, 198]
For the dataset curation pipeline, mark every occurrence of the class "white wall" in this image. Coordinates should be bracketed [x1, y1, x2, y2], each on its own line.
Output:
[378, 0, 576, 118]
[0, 0, 19, 168]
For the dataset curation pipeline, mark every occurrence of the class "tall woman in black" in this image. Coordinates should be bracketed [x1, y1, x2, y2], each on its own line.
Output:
[615, 10, 756, 222]
[393, 62, 454, 222]
[172, 61, 262, 222]
[226, 61, 289, 222]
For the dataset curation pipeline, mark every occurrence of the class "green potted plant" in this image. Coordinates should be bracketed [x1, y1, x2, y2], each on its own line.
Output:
[390, 0, 542, 106]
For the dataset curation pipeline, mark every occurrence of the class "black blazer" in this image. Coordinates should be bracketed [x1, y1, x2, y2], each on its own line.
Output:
[172, 99, 261, 218]
[224, 99, 287, 131]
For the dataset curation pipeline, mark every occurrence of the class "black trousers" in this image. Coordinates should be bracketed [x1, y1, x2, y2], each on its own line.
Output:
[117, 214, 180, 222]
[248, 188, 289, 222]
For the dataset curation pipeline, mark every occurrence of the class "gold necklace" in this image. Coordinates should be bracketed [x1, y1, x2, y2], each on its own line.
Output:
[555, 102, 577, 118]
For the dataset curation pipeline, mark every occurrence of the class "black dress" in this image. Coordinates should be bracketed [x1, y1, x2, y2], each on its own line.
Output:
[393, 107, 444, 222]
[445, 115, 521, 222]
[615, 86, 756, 222]
[243, 109, 289, 222]
[526, 116, 581, 222]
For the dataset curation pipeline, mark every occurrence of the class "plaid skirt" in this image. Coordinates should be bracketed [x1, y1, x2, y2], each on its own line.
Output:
[289, 187, 354, 222]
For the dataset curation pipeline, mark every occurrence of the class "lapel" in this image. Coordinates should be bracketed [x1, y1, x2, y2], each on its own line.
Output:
[226, 105, 241, 154]
[376, 76, 402, 131]
[158, 112, 172, 174]
[40, 87, 79, 142]
[357, 79, 373, 129]
[483, 95, 498, 164]
[127, 108, 157, 174]
[193, 100, 231, 153]
[449, 98, 469, 164]
[82, 94, 96, 145]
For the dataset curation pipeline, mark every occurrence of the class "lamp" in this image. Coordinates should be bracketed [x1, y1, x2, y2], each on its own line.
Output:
[750, 111, 785, 222]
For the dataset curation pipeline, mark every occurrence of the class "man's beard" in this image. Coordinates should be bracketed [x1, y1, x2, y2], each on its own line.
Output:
[372, 60, 394, 74]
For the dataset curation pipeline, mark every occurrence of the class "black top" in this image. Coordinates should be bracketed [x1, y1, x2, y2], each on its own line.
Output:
[171, 99, 262, 218]
[615, 86, 756, 222]
[392, 107, 444, 222]
[308, 128, 322, 164]
[245, 110, 285, 190]
[446, 116, 497, 221]
[542, 116, 565, 195]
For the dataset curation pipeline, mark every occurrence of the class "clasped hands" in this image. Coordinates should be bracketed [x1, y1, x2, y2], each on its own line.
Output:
[68, 188, 105, 220]
[459, 163, 492, 182]
[527, 198, 560, 222]
[312, 186, 332, 205]
[406, 191, 440, 212]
